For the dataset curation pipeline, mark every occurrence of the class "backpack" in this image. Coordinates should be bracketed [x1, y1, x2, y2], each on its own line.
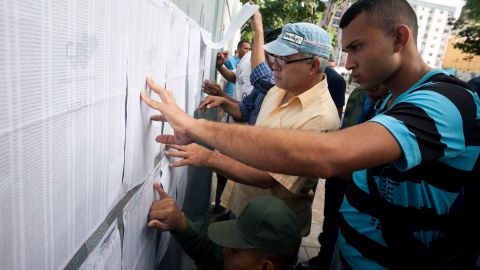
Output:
[367, 74, 480, 270]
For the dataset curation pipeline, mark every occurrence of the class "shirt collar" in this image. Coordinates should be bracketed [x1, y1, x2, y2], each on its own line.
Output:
[275, 75, 328, 110]
[296, 75, 328, 110]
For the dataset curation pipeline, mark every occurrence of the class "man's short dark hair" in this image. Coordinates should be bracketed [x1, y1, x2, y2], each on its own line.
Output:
[264, 28, 282, 44]
[339, 0, 418, 43]
[237, 40, 251, 48]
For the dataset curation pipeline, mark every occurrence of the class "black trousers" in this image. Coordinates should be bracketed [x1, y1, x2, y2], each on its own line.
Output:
[215, 174, 228, 207]
[315, 176, 350, 269]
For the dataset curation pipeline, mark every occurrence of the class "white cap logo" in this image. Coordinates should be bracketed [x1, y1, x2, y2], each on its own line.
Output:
[282, 32, 304, 45]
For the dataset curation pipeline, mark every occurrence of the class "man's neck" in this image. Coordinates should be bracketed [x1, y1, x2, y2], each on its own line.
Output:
[282, 73, 325, 104]
[386, 58, 431, 103]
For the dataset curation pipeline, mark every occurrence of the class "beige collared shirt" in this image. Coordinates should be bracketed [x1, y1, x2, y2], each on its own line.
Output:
[220, 77, 340, 235]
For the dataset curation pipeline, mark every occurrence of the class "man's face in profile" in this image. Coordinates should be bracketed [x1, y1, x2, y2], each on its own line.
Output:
[342, 13, 398, 91]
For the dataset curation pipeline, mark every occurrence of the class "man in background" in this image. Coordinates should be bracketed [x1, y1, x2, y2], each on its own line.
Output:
[148, 182, 301, 270]
[325, 59, 346, 118]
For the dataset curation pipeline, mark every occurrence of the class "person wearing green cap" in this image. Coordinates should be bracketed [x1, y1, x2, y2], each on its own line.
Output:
[147, 182, 301, 270]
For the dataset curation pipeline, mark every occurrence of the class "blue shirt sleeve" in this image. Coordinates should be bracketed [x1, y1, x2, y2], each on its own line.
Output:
[369, 90, 468, 171]
[236, 87, 260, 123]
[250, 62, 275, 94]
[234, 62, 274, 123]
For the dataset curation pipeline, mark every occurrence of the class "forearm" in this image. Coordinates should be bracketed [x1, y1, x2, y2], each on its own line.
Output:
[220, 100, 242, 119]
[188, 120, 402, 178]
[206, 151, 277, 189]
[217, 66, 236, 83]
[172, 219, 224, 270]
[222, 93, 240, 104]
[251, 28, 265, 69]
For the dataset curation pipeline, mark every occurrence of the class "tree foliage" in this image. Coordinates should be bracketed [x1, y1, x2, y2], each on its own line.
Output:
[453, 0, 480, 56]
[239, 0, 327, 41]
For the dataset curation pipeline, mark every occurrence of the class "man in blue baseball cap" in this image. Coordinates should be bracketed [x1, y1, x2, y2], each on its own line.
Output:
[263, 22, 334, 94]
[159, 21, 340, 238]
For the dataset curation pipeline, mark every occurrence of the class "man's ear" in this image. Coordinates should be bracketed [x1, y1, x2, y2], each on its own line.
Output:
[261, 259, 275, 270]
[393, 24, 411, 52]
[311, 57, 321, 74]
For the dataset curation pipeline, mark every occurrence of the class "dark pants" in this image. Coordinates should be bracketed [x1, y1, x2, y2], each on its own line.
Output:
[215, 174, 228, 208]
[314, 177, 350, 269]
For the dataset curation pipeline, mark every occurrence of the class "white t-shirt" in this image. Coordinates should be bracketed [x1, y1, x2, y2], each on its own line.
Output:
[233, 51, 253, 102]
[223, 51, 253, 123]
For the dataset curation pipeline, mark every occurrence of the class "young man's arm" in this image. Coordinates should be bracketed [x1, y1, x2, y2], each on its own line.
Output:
[141, 77, 402, 179]
[187, 120, 402, 178]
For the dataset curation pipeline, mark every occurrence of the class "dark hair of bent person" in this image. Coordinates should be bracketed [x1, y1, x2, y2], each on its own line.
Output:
[237, 39, 251, 48]
[339, 0, 419, 43]
[264, 28, 282, 44]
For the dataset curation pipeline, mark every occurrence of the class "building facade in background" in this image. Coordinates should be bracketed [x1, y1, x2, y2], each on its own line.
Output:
[443, 36, 480, 72]
[328, 0, 461, 71]
[409, 0, 457, 68]
[442, 35, 480, 81]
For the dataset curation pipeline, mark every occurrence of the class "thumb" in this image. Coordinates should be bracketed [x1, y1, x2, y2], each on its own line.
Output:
[153, 182, 169, 199]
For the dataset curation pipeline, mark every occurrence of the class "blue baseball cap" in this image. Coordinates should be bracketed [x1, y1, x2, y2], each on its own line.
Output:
[264, 22, 332, 58]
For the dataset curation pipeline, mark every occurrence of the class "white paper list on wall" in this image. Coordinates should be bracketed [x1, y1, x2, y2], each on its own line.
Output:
[0, 0, 128, 269]
[122, 0, 186, 191]
[122, 174, 159, 270]
[0, 0, 256, 268]
[79, 221, 122, 270]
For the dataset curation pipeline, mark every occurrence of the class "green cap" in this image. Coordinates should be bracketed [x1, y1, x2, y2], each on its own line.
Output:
[207, 196, 301, 255]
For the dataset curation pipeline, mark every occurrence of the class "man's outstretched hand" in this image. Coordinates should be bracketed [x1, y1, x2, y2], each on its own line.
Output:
[147, 182, 188, 232]
[141, 76, 196, 145]
[202, 80, 224, 97]
[166, 143, 213, 168]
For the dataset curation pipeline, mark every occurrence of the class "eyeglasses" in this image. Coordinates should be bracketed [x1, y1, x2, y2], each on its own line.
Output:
[267, 54, 314, 68]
